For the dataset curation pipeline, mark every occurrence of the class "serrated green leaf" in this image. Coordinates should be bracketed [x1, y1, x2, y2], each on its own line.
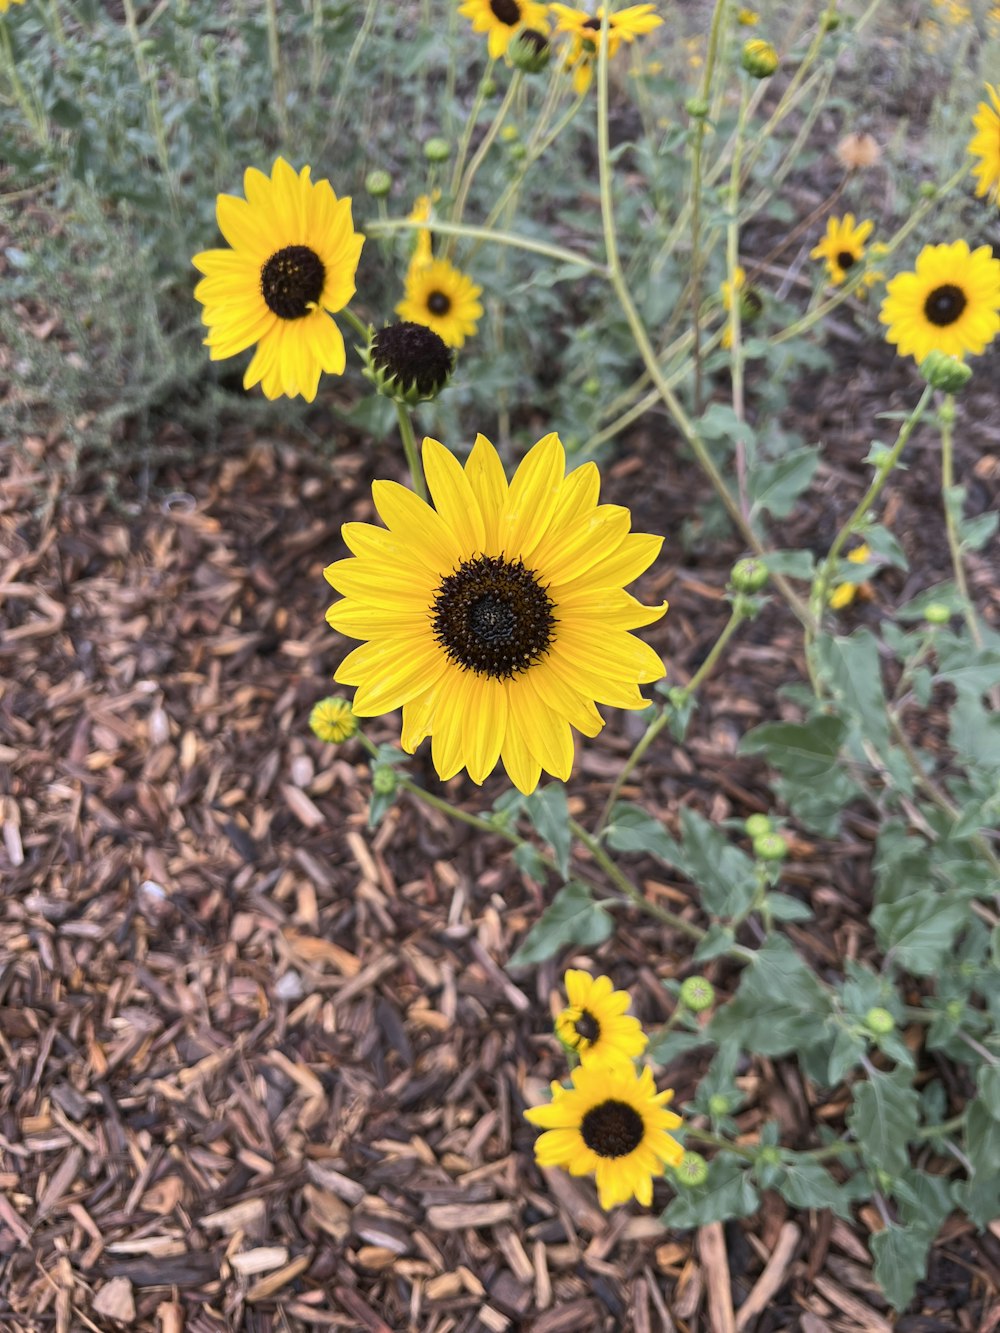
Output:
[750, 446, 820, 519]
[761, 549, 815, 579]
[661, 1154, 759, 1227]
[708, 938, 832, 1056]
[605, 802, 679, 862]
[816, 629, 889, 753]
[676, 808, 757, 919]
[847, 1071, 920, 1177]
[524, 783, 572, 878]
[508, 882, 613, 969]
[766, 892, 813, 921]
[741, 715, 847, 779]
[966, 1098, 1000, 1172]
[871, 893, 968, 976]
[871, 1224, 932, 1311]
[773, 1155, 854, 1216]
[828, 1025, 867, 1084]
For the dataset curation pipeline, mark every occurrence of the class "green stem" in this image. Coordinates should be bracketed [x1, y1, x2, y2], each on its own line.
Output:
[394, 401, 428, 502]
[0, 18, 49, 147]
[263, 0, 289, 147]
[940, 394, 985, 653]
[449, 70, 523, 246]
[448, 60, 497, 208]
[367, 217, 605, 274]
[726, 81, 751, 520]
[328, 0, 379, 138]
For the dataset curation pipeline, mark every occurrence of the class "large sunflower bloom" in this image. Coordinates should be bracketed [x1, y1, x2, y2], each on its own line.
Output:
[810, 214, 875, 287]
[396, 257, 483, 349]
[551, 4, 663, 94]
[555, 971, 648, 1072]
[458, 0, 550, 58]
[968, 85, 1000, 206]
[879, 241, 1000, 363]
[193, 158, 364, 402]
[324, 433, 667, 795]
[525, 1063, 683, 1209]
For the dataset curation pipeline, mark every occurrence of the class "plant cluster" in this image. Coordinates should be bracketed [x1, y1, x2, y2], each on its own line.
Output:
[5, 0, 1000, 1312]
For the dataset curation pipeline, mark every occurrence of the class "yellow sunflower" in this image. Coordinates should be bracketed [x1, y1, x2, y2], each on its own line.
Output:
[968, 85, 1000, 207]
[828, 543, 874, 610]
[396, 257, 483, 349]
[550, 4, 663, 94]
[408, 191, 439, 268]
[525, 1063, 683, 1209]
[810, 214, 875, 287]
[879, 240, 1000, 363]
[458, 0, 550, 58]
[0, 0, 27, 10]
[324, 433, 667, 795]
[555, 971, 648, 1071]
[193, 158, 364, 402]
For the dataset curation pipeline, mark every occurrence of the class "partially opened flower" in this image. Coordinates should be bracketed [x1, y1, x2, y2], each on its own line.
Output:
[829, 543, 874, 610]
[525, 1062, 683, 1209]
[879, 241, 1000, 363]
[396, 257, 483, 349]
[968, 85, 1000, 207]
[193, 158, 364, 401]
[555, 971, 648, 1071]
[325, 433, 667, 794]
[551, 4, 663, 95]
[810, 214, 875, 287]
[458, 0, 550, 58]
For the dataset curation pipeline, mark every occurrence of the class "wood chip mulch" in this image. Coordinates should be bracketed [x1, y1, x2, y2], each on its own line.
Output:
[2, 345, 998, 1333]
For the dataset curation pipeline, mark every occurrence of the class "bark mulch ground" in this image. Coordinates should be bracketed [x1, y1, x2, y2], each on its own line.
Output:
[2, 314, 999, 1332]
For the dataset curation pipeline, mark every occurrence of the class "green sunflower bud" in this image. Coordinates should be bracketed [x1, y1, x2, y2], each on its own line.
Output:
[741, 38, 779, 77]
[309, 697, 357, 744]
[744, 813, 772, 839]
[362, 321, 455, 405]
[919, 349, 972, 394]
[946, 998, 964, 1021]
[923, 602, 951, 625]
[372, 764, 398, 796]
[864, 1007, 895, 1036]
[753, 832, 788, 862]
[918, 181, 938, 199]
[730, 557, 770, 594]
[481, 76, 498, 97]
[674, 1151, 709, 1188]
[758, 1146, 782, 1167]
[821, 10, 841, 30]
[679, 976, 716, 1012]
[582, 375, 601, 397]
[423, 137, 451, 163]
[708, 1094, 731, 1118]
[508, 28, 551, 73]
[685, 96, 710, 118]
[364, 169, 392, 198]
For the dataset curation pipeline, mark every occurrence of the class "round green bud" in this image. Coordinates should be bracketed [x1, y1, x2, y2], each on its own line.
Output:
[758, 1146, 782, 1167]
[372, 765, 398, 796]
[744, 813, 772, 839]
[423, 137, 451, 162]
[685, 96, 710, 118]
[741, 38, 779, 78]
[481, 76, 498, 97]
[730, 557, 770, 594]
[923, 602, 951, 625]
[945, 998, 964, 1020]
[864, 1007, 895, 1036]
[708, 1095, 731, 1118]
[679, 976, 716, 1013]
[753, 832, 788, 862]
[364, 169, 392, 198]
[674, 1151, 709, 1188]
[918, 181, 938, 199]
[582, 375, 601, 397]
[821, 11, 841, 30]
[919, 349, 972, 394]
[508, 143, 527, 162]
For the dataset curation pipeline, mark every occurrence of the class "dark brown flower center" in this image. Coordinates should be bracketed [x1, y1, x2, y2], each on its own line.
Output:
[431, 555, 555, 679]
[371, 321, 454, 397]
[260, 245, 325, 320]
[575, 1010, 601, 1044]
[583, 15, 603, 29]
[490, 0, 521, 25]
[836, 250, 856, 269]
[427, 290, 452, 316]
[581, 1099, 645, 1158]
[924, 283, 966, 327]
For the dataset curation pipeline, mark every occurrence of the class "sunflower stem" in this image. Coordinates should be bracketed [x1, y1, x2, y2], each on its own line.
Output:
[726, 81, 752, 521]
[447, 59, 497, 225]
[368, 217, 606, 274]
[449, 70, 523, 251]
[939, 393, 990, 664]
[327, 0, 378, 143]
[0, 18, 49, 148]
[394, 401, 429, 502]
[263, 0, 289, 147]
[120, 0, 178, 216]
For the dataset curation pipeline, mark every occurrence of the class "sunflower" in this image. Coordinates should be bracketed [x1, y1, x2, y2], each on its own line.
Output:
[408, 191, 439, 268]
[810, 214, 875, 287]
[968, 85, 1000, 207]
[0, 0, 27, 10]
[550, 4, 663, 94]
[458, 0, 550, 58]
[828, 543, 874, 610]
[879, 241, 1000, 363]
[555, 971, 647, 1071]
[525, 1062, 683, 1209]
[193, 158, 364, 402]
[396, 257, 483, 349]
[720, 266, 763, 347]
[324, 433, 667, 795]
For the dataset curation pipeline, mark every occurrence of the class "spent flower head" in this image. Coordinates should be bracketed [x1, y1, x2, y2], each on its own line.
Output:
[363, 321, 454, 404]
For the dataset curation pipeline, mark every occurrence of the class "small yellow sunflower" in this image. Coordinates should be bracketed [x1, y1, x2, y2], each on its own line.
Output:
[828, 544, 873, 610]
[737, 7, 759, 23]
[309, 697, 357, 744]
[879, 240, 1000, 363]
[555, 971, 648, 1071]
[396, 257, 483, 349]
[458, 0, 550, 58]
[525, 1063, 683, 1209]
[550, 4, 663, 95]
[193, 158, 364, 402]
[968, 85, 1000, 207]
[408, 191, 439, 268]
[324, 433, 667, 795]
[810, 214, 875, 287]
[720, 266, 763, 347]
[0, 0, 27, 10]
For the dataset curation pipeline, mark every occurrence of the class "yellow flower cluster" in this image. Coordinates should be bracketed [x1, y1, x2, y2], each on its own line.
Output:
[525, 971, 683, 1208]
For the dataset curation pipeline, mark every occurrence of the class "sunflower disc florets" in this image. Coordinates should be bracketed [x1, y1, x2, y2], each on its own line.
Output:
[363, 321, 455, 404]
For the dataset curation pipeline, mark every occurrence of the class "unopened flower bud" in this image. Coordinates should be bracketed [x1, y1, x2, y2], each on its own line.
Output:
[372, 765, 398, 796]
[309, 697, 357, 744]
[919, 180, 938, 199]
[675, 1151, 709, 1187]
[679, 976, 716, 1012]
[744, 813, 772, 839]
[920, 349, 972, 394]
[730, 557, 770, 594]
[708, 1094, 731, 1118]
[865, 1007, 895, 1036]
[923, 602, 951, 625]
[509, 27, 551, 73]
[821, 10, 841, 30]
[741, 38, 779, 77]
[753, 832, 788, 862]
[423, 137, 451, 162]
[685, 96, 710, 118]
[364, 169, 392, 198]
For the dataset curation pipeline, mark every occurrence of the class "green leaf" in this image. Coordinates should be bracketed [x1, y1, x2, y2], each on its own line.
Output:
[676, 808, 757, 919]
[605, 802, 679, 862]
[741, 715, 847, 780]
[749, 446, 821, 519]
[524, 783, 572, 878]
[773, 1155, 854, 1216]
[661, 1154, 759, 1227]
[966, 1098, 1000, 1173]
[761, 549, 816, 580]
[827, 1025, 867, 1085]
[871, 1224, 932, 1311]
[871, 893, 968, 977]
[646, 1028, 715, 1064]
[508, 882, 614, 969]
[765, 892, 813, 921]
[976, 1065, 1000, 1117]
[693, 923, 738, 961]
[816, 629, 889, 753]
[708, 938, 832, 1056]
[847, 1071, 920, 1178]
